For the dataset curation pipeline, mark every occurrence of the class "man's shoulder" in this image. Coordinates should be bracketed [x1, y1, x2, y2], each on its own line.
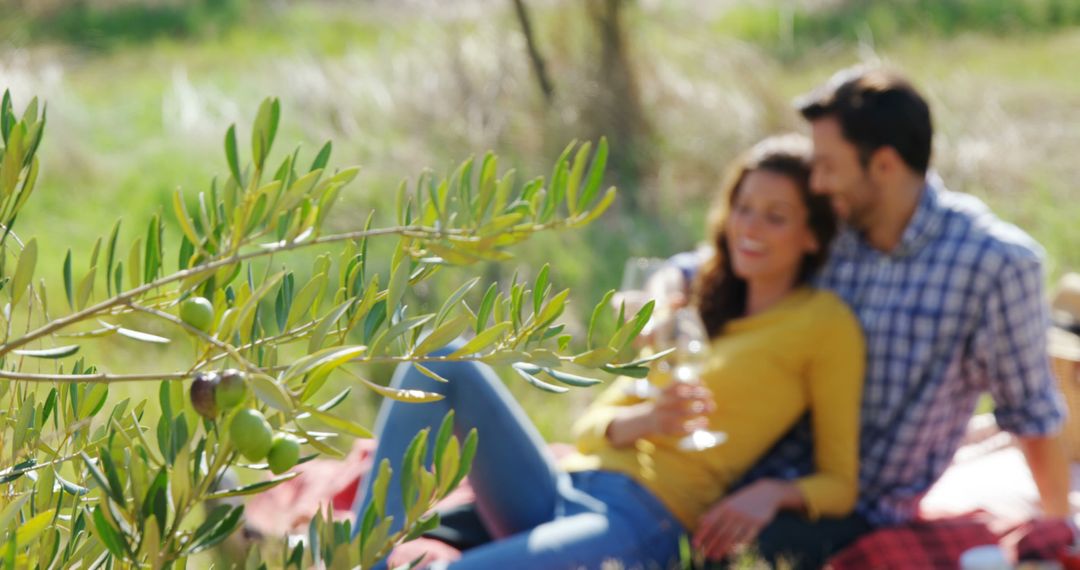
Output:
[935, 188, 1045, 271]
[668, 248, 708, 271]
[667, 246, 712, 283]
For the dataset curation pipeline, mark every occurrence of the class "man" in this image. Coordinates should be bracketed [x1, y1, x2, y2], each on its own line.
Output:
[693, 66, 1072, 568]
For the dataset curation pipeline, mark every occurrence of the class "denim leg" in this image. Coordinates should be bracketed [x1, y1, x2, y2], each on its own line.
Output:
[437, 512, 641, 570]
[351, 349, 575, 545]
[431, 472, 685, 570]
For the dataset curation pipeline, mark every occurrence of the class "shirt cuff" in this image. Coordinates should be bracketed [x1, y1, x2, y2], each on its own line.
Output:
[793, 478, 823, 521]
[994, 395, 1067, 437]
[793, 475, 858, 521]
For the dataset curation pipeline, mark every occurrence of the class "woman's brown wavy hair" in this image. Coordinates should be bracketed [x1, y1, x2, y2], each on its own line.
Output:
[692, 134, 838, 338]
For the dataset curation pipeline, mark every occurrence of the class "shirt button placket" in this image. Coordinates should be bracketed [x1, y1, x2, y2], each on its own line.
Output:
[866, 254, 893, 330]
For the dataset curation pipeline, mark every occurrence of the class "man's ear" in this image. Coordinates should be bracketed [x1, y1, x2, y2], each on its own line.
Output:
[870, 146, 902, 177]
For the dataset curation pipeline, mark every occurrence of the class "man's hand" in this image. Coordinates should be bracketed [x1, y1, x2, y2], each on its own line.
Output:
[693, 480, 800, 561]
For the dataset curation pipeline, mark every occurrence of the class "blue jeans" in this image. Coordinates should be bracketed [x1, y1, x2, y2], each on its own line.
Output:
[351, 347, 686, 570]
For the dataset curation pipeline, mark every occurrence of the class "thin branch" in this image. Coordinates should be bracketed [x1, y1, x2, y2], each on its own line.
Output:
[356, 353, 548, 364]
[0, 220, 28, 250]
[203, 321, 317, 367]
[126, 301, 262, 375]
[0, 345, 576, 384]
[0, 370, 189, 383]
[0, 226, 406, 356]
[0, 450, 82, 481]
[0, 219, 577, 358]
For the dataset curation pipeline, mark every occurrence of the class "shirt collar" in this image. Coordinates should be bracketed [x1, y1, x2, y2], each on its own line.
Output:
[894, 174, 947, 257]
[833, 174, 947, 259]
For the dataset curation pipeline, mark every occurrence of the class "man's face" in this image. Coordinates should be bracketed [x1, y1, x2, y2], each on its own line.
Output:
[808, 116, 880, 229]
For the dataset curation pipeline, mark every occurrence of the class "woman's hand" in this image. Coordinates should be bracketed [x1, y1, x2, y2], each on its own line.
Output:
[649, 381, 714, 435]
[693, 480, 802, 560]
[605, 382, 715, 447]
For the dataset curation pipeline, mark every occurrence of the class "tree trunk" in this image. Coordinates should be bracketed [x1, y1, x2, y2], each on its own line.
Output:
[587, 0, 650, 213]
[512, 0, 556, 105]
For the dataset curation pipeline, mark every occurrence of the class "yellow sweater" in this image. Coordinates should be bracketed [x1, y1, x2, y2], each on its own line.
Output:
[561, 288, 865, 531]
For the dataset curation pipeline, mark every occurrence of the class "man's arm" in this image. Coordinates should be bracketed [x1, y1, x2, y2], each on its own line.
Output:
[976, 253, 1070, 517]
[1017, 433, 1072, 518]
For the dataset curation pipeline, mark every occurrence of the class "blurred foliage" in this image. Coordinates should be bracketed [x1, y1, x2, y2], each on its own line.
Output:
[717, 0, 1080, 59]
[3, 0, 249, 48]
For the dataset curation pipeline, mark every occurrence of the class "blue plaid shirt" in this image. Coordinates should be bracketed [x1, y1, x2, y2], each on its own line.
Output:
[717, 176, 1067, 525]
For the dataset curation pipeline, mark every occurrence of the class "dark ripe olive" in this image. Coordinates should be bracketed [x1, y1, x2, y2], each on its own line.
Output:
[189, 371, 220, 419]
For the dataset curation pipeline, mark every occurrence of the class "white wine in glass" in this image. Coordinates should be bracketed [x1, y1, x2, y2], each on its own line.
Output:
[660, 307, 727, 451]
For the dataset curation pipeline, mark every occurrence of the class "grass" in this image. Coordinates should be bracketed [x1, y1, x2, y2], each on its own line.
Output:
[2, 1, 1078, 448]
[713, 0, 1080, 61]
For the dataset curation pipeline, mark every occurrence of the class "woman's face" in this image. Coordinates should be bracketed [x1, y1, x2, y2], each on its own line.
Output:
[725, 169, 819, 285]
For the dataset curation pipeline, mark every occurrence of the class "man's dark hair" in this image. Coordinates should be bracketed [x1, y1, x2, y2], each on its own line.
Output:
[798, 66, 933, 175]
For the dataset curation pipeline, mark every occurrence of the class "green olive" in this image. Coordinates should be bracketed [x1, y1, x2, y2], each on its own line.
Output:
[179, 296, 215, 332]
[229, 408, 273, 461]
[267, 433, 301, 474]
[215, 368, 249, 410]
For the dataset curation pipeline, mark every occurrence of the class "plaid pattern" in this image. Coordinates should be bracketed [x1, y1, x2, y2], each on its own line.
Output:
[826, 513, 997, 570]
[827, 513, 1075, 570]
[735, 176, 1066, 525]
[1011, 518, 1076, 561]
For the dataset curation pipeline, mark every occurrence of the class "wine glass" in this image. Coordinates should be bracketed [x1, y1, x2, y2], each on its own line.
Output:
[618, 257, 673, 313]
[658, 307, 727, 451]
[618, 257, 678, 399]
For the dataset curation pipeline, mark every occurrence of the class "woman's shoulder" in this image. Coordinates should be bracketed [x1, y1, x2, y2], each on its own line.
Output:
[803, 288, 850, 312]
[801, 289, 861, 330]
[803, 289, 864, 352]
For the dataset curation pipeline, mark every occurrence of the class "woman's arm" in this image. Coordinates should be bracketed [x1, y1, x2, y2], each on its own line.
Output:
[790, 304, 865, 519]
[694, 300, 865, 559]
[572, 376, 643, 453]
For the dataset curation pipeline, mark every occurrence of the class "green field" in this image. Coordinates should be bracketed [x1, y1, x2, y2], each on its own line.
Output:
[3, 1, 1079, 442]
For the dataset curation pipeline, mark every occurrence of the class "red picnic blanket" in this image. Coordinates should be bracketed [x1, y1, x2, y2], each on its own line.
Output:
[827, 513, 1073, 569]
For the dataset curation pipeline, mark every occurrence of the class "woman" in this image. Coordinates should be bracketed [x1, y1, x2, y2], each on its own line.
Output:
[351, 134, 864, 569]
